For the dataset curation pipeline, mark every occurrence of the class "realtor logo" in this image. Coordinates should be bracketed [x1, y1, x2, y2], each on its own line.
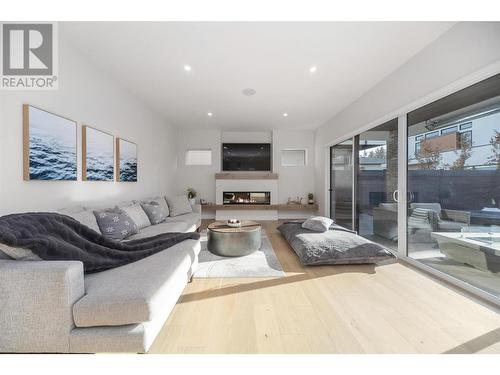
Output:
[1, 22, 58, 89]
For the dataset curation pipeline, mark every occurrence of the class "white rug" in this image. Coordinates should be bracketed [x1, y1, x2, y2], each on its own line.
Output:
[194, 231, 285, 278]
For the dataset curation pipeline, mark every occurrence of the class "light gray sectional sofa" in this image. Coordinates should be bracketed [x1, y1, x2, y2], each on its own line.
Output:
[0, 196, 202, 353]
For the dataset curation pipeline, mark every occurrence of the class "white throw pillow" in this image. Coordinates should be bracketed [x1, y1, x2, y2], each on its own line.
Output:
[165, 195, 193, 217]
[116, 203, 151, 229]
[67, 209, 102, 233]
[0, 243, 41, 260]
[302, 216, 334, 232]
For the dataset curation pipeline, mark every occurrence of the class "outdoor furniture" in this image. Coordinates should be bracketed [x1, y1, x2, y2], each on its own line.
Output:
[431, 232, 500, 273]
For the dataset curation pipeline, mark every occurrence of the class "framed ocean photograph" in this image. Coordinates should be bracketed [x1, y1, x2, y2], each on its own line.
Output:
[116, 138, 137, 182]
[82, 126, 114, 181]
[23, 104, 77, 181]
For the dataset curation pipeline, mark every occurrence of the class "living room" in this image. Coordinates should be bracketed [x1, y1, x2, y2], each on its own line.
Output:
[2, 2, 500, 374]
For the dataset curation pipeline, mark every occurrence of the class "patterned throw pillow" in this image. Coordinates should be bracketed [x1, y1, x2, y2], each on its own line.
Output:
[140, 201, 168, 225]
[93, 210, 138, 240]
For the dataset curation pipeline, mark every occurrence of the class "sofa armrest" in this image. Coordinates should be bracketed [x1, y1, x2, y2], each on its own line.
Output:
[441, 209, 471, 224]
[190, 203, 202, 215]
[0, 260, 85, 353]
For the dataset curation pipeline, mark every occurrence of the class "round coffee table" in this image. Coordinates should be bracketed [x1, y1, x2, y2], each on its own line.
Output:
[207, 221, 262, 257]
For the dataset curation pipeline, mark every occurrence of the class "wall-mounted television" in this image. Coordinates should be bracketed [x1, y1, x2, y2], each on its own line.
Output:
[222, 143, 271, 171]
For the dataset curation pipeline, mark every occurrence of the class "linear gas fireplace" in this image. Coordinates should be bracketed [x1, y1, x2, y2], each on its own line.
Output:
[223, 192, 271, 205]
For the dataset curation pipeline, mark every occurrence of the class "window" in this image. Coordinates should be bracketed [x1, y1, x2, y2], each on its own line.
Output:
[425, 131, 439, 139]
[415, 142, 421, 155]
[440, 126, 458, 135]
[415, 135, 424, 142]
[185, 149, 212, 165]
[460, 122, 472, 130]
[281, 149, 306, 166]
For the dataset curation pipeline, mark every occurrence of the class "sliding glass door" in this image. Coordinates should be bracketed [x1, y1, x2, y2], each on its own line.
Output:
[407, 73, 500, 299]
[329, 140, 353, 230]
[357, 119, 399, 251]
[329, 119, 398, 252]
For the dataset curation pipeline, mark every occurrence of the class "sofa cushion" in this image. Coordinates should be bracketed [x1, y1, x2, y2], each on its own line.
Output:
[125, 221, 189, 241]
[0, 243, 41, 260]
[164, 212, 200, 229]
[165, 195, 192, 217]
[94, 210, 138, 240]
[438, 220, 466, 231]
[118, 203, 151, 229]
[73, 238, 200, 327]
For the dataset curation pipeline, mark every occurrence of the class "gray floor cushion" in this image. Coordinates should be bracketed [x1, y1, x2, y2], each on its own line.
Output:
[278, 221, 395, 266]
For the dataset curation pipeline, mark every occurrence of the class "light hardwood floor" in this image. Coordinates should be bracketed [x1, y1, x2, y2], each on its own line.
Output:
[148, 220, 500, 354]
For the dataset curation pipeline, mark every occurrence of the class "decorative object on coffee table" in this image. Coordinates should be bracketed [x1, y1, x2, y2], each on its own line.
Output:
[227, 218, 241, 228]
[187, 187, 197, 205]
[207, 220, 261, 257]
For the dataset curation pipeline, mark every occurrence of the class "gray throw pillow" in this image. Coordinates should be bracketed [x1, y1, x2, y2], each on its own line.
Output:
[94, 210, 138, 240]
[141, 196, 169, 217]
[141, 201, 168, 225]
[302, 216, 334, 232]
[117, 203, 151, 229]
[165, 195, 193, 217]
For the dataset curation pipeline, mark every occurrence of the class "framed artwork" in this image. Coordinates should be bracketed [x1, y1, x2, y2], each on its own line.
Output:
[116, 138, 137, 182]
[23, 104, 77, 181]
[82, 126, 114, 181]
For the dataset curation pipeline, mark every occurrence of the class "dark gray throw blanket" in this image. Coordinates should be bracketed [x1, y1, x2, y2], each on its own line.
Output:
[0, 212, 200, 273]
[278, 220, 395, 266]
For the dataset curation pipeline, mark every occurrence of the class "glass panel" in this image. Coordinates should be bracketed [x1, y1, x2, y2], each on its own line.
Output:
[330, 140, 353, 229]
[357, 119, 398, 252]
[407, 95, 500, 299]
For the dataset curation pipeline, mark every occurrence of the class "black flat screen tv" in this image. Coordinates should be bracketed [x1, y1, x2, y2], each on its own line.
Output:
[222, 143, 271, 171]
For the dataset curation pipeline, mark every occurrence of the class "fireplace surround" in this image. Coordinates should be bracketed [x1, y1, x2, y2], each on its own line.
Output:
[223, 192, 271, 205]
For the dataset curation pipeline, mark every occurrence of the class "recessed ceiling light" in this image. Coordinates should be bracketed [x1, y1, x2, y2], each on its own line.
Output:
[183, 65, 192, 72]
[309, 65, 317, 73]
[283, 113, 289, 117]
[242, 88, 257, 96]
[207, 112, 213, 117]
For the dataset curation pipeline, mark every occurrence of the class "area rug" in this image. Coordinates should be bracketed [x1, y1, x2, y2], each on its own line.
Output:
[194, 231, 285, 278]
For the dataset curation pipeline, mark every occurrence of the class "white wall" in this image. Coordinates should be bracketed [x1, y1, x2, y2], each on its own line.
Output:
[0, 35, 177, 215]
[175, 129, 221, 205]
[272, 130, 315, 204]
[314, 22, 500, 216]
[175, 129, 316, 217]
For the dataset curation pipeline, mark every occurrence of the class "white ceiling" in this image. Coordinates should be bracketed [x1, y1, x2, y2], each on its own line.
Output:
[61, 22, 455, 130]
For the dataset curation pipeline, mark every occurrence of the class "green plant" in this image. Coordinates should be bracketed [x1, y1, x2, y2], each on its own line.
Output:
[187, 188, 197, 199]
[308, 193, 314, 200]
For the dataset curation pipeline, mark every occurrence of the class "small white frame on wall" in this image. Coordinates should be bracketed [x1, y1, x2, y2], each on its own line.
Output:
[281, 149, 307, 167]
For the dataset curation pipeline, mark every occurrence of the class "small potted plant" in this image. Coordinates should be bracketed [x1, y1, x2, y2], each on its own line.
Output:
[307, 193, 314, 205]
[187, 188, 197, 205]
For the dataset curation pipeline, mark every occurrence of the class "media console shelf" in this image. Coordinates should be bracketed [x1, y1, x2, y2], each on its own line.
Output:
[201, 203, 319, 211]
[215, 172, 279, 180]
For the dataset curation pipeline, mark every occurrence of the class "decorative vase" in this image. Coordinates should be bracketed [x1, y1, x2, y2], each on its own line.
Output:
[308, 199, 314, 205]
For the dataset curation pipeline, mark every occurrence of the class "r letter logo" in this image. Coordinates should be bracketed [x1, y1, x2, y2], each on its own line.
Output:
[1, 23, 58, 89]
